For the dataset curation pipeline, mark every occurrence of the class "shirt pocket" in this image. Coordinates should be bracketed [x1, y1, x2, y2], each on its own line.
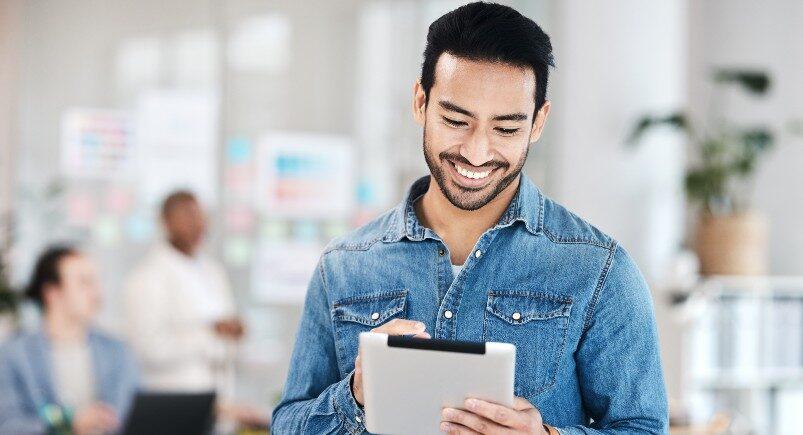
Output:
[331, 289, 408, 373]
[484, 290, 572, 397]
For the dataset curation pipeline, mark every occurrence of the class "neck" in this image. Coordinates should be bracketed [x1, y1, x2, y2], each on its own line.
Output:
[168, 239, 195, 257]
[416, 175, 520, 261]
[44, 310, 87, 343]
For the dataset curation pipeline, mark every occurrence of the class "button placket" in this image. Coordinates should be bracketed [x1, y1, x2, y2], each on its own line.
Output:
[436, 242, 452, 310]
[437, 230, 496, 340]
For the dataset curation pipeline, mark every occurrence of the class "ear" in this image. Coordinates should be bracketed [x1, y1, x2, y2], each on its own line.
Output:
[42, 283, 60, 306]
[528, 100, 551, 144]
[412, 80, 427, 126]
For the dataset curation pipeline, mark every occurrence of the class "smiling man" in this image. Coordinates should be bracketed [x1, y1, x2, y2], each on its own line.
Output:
[272, 2, 668, 434]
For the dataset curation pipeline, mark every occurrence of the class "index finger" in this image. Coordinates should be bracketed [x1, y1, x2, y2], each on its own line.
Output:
[372, 319, 427, 335]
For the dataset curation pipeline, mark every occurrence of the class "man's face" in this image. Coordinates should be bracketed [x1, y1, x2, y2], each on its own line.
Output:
[45, 254, 101, 324]
[413, 53, 549, 211]
[164, 199, 207, 253]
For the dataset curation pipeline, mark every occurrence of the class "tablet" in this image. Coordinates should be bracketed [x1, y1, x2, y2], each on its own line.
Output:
[360, 332, 515, 434]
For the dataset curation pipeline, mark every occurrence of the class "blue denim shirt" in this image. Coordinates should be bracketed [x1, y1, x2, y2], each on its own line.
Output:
[272, 175, 668, 434]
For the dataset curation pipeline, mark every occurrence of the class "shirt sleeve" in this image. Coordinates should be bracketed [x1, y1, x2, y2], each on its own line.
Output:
[112, 342, 141, 424]
[555, 245, 669, 435]
[0, 344, 48, 435]
[271, 258, 367, 434]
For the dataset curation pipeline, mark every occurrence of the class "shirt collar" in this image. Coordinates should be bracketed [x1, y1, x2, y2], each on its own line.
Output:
[383, 174, 544, 243]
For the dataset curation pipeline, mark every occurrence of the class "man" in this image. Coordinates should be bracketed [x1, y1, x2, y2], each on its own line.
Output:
[123, 190, 244, 394]
[0, 246, 138, 434]
[272, 3, 668, 434]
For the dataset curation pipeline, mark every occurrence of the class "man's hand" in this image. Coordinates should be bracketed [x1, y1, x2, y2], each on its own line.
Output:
[440, 397, 549, 434]
[72, 403, 119, 435]
[352, 319, 431, 405]
[214, 317, 245, 340]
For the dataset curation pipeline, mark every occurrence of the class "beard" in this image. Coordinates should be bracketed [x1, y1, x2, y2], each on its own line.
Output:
[423, 125, 529, 211]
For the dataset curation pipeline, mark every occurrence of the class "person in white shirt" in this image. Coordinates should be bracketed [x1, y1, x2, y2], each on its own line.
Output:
[123, 191, 244, 394]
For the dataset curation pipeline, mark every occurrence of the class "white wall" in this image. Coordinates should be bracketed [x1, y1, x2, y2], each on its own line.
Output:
[689, 0, 803, 275]
[0, 0, 22, 250]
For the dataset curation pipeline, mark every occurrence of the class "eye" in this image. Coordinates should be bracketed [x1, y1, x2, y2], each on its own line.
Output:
[443, 117, 468, 128]
[495, 127, 520, 136]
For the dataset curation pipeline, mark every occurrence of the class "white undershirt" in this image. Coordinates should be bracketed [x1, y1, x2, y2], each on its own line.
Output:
[451, 263, 464, 281]
[51, 340, 95, 411]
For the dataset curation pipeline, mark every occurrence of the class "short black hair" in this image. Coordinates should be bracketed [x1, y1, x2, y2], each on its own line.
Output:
[420, 2, 555, 116]
[25, 245, 79, 309]
[161, 189, 197, 218]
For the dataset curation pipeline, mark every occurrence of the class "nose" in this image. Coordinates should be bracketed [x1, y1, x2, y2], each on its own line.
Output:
[460, 129, 494, 167]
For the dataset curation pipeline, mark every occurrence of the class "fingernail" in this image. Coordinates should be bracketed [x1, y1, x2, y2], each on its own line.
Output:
[442, 408, 454, 418]
[466, 398, 478, 410]
[416, 322, 426, 329]
[440, 422, 451, 431]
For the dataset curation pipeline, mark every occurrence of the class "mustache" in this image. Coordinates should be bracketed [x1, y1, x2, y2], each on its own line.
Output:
[439, 151, 509, 171]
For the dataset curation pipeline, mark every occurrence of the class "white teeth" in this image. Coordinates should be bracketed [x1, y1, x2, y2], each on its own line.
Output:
[455, 164, 491, 180]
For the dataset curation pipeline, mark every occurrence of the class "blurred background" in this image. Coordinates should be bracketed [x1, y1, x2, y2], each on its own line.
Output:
[0, 0, 801, 434]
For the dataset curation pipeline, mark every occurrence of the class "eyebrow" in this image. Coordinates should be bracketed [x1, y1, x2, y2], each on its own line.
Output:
[438, 100, 528, 122]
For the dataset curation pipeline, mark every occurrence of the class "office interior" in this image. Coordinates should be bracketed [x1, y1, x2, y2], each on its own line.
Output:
[1, 0, 802, 434]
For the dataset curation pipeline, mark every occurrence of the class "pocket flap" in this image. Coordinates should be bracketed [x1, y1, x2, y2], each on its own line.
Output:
[332, 290, 408, 327]
[487, 291, 572, 324]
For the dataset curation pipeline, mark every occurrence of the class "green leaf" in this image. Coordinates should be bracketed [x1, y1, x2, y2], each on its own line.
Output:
[742, 129, 773, 152]
[714, 69, 771, 94]
[626, 112, 688, 146]
[685, 165, 728, 206]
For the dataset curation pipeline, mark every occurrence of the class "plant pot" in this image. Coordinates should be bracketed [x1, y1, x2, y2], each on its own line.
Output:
[694, 211, 768, 276]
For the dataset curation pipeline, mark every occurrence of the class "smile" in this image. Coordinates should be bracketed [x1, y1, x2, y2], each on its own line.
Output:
[454, 163, 492, 180]
[443, 158, 500, 189]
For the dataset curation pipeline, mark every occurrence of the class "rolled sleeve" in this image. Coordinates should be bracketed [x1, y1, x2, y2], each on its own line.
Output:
[332, 371, 367, 434]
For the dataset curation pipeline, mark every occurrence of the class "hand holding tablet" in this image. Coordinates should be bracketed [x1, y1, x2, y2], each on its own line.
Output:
[351, 319, 432, 406]
[358, 331, 517, 434]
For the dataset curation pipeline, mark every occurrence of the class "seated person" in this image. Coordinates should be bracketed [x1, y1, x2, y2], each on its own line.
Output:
[0, 246, 139, 434]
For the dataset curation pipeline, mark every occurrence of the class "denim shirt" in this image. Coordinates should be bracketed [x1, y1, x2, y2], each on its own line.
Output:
[272, 175, 668, 434]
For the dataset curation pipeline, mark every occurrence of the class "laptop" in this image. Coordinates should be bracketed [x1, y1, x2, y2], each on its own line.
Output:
[121, 391, 216, 435]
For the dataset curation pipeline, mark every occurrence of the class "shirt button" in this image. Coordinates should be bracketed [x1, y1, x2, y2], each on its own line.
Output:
[444, 310, 453, 319]
[512, 312, 522, 321]
[475, 250, 482, 258]
[371, 312, 380, 320]
[438, 249, 445, 256]
[356, 416, 362, 423]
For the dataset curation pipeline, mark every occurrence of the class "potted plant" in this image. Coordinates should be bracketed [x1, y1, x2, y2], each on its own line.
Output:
[628, 69, 793, 275]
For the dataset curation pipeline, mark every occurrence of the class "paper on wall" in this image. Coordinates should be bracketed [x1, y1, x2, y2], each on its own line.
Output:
[60, 109, 136, 180]
[251, 241, 321, 304]
[255, 132, 354, 219]
[135, 89, 219, 206]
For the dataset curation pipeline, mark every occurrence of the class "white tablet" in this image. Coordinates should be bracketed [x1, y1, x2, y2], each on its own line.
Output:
[359, 332, 515, 435]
